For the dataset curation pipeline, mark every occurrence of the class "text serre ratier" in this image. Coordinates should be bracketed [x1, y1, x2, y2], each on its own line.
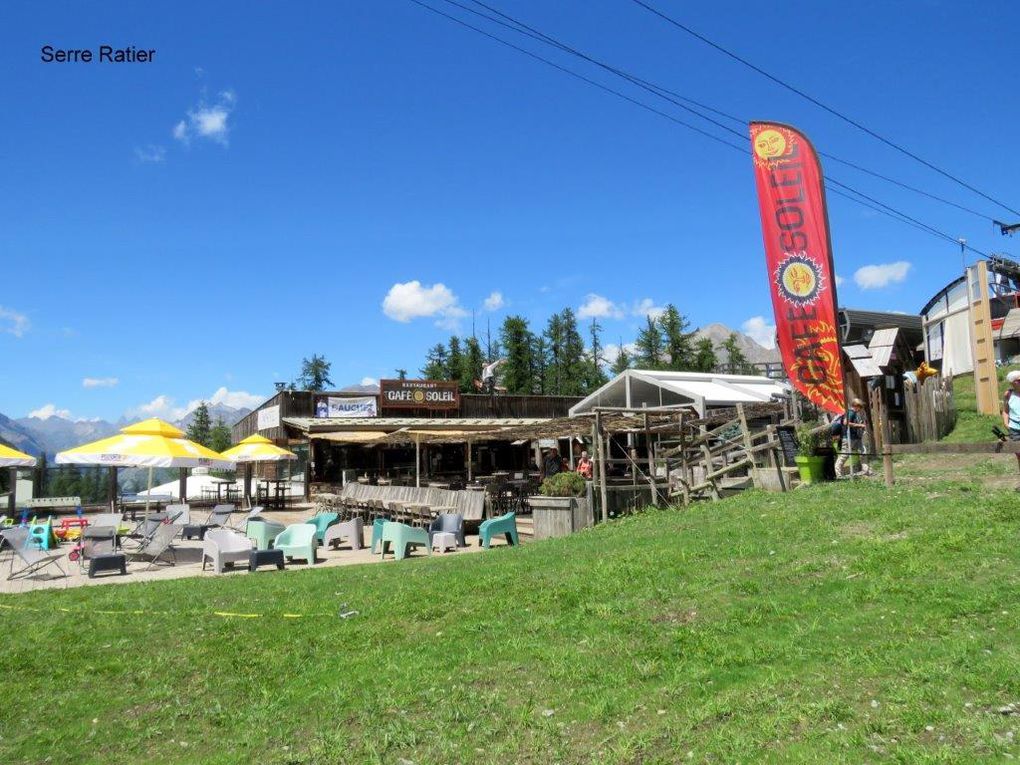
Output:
[40, 45, 155, 63]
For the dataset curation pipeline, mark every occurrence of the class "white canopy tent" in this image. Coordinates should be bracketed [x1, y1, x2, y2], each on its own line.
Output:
[569, 369, 791, 418]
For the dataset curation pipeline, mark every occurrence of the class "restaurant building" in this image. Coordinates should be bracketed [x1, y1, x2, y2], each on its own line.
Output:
[231, 380, 580, 497]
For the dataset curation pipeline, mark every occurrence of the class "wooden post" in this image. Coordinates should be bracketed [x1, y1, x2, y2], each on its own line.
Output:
[644, 413, 658, 506]
[700, 425, 721, 501]
[595, 411, 609, 523]
[736, 404, 764, 489]
[108, 466, 118, 510]
[765, 425, 787, 492]
[415, 434, 421, 489]
[590, 422, 601, 521]
[243, 463, 252, 507]
[178, 468, 187, 503]
[880, 396, 895, 487]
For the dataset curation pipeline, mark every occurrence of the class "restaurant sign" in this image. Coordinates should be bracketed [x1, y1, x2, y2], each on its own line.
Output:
[379, 379, 460, 410]
[315, 396, 378, 418]
[256, 404, 281, 431]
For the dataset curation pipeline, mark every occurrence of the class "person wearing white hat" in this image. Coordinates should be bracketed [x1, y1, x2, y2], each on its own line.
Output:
[1002, 371, 1020, 476]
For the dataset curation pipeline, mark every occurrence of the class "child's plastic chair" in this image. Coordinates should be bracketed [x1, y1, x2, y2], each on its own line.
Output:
[28, 516, 57, 550]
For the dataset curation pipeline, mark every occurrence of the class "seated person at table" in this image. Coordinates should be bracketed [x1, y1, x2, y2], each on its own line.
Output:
[542, 448, 562, 479]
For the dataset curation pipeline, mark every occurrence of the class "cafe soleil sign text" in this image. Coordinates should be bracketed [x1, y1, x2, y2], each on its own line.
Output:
[379, 379, 460, 410]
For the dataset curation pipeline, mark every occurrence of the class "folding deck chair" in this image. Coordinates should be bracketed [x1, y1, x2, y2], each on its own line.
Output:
[128, 523, 182, 571]
[1, 527, 67, 580]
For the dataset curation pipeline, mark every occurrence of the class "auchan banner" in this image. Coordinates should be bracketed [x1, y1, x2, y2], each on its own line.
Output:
[750, 122, 845, 415]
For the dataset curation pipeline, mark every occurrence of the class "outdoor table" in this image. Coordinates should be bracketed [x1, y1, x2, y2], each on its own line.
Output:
[465, 485, 484, 491]
[377, 478, 392, 486]
[432, 531, 458, 553]
[427, 482, 451, 489]
[249, 548, 285, 572]
[432, 505, 458, 514]
[259, 479, 289, 510]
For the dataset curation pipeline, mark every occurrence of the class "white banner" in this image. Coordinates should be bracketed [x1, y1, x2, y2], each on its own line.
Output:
[257, 405, 281, 431]
[316, 396, 377, 418]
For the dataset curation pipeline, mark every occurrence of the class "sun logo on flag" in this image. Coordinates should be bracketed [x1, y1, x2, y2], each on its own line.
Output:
[775, 252, 825, 306]
[754, 128, 787, 160]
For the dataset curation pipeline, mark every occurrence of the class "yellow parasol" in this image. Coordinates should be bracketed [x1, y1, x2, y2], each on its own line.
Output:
[220, 434, 296, 508]
[0, 444, 37, 468]
[56, 418, 234, 517]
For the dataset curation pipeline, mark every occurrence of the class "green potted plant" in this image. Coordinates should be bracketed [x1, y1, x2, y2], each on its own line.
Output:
[794, 424, 827, 484]
[529, 471, 592, 539]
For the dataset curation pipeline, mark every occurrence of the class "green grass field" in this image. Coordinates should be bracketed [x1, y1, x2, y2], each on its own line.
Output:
[3, 479, 1020, 764]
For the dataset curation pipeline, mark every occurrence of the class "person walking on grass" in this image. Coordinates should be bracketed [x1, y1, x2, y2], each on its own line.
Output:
[1001, 370, 1020, 479]
[834, 398, 869, 477]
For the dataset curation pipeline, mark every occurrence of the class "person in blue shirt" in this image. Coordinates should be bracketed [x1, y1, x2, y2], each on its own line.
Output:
[1001, 370, 1020, 475]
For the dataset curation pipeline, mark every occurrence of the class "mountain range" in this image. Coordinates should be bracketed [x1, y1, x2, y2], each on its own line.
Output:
[0, 403, 253, 459]
[692, 323, 780, 365]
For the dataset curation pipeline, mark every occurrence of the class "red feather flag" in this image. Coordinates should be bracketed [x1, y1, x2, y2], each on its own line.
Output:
[750, 122, 845, 415]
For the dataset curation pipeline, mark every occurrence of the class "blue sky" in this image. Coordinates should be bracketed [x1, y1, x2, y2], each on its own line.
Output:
[2, 0, 1018, 422]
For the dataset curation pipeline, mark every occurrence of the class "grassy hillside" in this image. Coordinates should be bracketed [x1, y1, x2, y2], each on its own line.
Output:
[3, 481, 1020, 764]
[943, 366, 1020, 442]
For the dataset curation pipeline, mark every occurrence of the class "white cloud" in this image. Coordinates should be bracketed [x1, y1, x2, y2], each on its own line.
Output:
[578, 293, 624, 320]
[132, 395, 186, 421]
[633, 298, 666, 320]
[28, 404, 72, 420]
[382, 281, 467, 327]
[835, 274, 845, 287]
[741, 316, 777, 349]
[173, 90, 236, 146]
[361, 376, 378, 386]
[0, 306, 29, 338]
[82, 377, 119, 389]
[129, 387, 264, 421]
[854, 261, 911, 290]
[483, 291, 505, 311]
[134, 145, 166, 163]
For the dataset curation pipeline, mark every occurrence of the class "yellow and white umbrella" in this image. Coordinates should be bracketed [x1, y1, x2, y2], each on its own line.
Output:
[220, 434, 296, 508]
[56, 418, 234, 516]
[0, 444, 37, 468]
[220, 434, 297, 463]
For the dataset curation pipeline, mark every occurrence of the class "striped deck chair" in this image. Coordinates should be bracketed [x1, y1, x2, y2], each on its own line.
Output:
[128, 523, 182, 571]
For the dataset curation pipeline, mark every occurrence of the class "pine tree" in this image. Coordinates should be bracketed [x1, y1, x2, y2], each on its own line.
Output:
[499, 315, 538, 393]
[558, 308, 589, 396]
[421, 344, 449, 380]
[542, 313, 565, 394]
[693, 337, 718, 372]
[462, 336, 485, 392]
[611, 340, 632, 375]
[297, 354, 333, 391]
[722, 333, 752, 374]
[659, 305, 694, 371]
[635, 316, 665, 369]
[210, 418, 233, 454]
[447, 337, 464, 384]
[186, 402, 213, 447]
[582, 317, 609, 392]
[533, 335, 548, 395]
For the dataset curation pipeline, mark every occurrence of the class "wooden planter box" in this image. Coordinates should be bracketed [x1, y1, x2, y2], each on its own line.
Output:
[529, 496, 593, 539]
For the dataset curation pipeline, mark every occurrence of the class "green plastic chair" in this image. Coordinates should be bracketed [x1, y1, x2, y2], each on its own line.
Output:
[379, 521, 431, 561]
[273, 523, 318, 565]
[246, 518, 286, 551]
[303, 512, 340, 544]
[371, 518, 387, 554]
[479, 511, 519, 549]
[28, 516, 57, 551]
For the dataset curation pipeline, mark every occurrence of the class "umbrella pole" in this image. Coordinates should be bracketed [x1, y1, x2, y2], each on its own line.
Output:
[244, 463, 252, 509]
[144, 466, 153, 524]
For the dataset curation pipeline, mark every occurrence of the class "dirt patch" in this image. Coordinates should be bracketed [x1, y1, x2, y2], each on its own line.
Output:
[651, 608, 698, 626]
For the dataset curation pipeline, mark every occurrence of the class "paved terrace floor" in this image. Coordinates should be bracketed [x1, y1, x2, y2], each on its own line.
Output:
[0, 506, 513, 595]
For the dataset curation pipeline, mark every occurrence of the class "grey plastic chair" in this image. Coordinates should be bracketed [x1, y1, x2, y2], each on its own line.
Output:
[1, 527, 67, 580]
[428, 513, 466, 548]
[202, 528, 254, 573]
[323, 517, 364, 551]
